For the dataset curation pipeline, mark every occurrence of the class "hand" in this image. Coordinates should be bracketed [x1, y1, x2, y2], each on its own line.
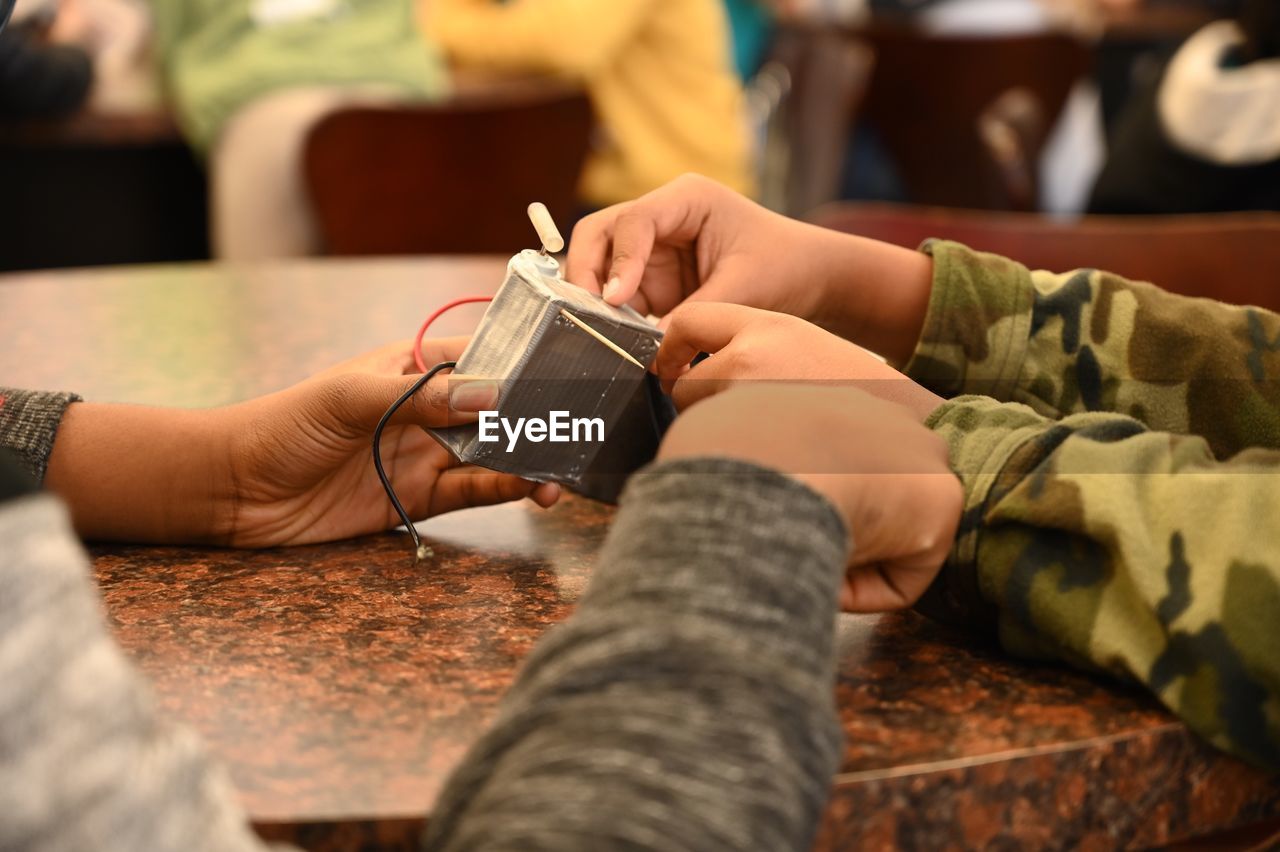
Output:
[566, 174, 935, 365]
[48, 0, 92, 47]
[656, 302, 945, 421]
[46, 338, 560, 546]
[568, 174, 823, 319]
[657, 385, 962, 612]
[218, 337, 561, 547]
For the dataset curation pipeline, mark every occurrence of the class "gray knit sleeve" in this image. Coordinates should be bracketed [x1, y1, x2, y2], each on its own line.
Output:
[0, 495, 272, 852]
[0, 387, 81, 482]
[422, 457, 851, 851]
[1, 457, 848, 852]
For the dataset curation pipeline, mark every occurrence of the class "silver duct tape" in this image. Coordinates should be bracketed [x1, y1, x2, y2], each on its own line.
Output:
[429, 251, 670, 502]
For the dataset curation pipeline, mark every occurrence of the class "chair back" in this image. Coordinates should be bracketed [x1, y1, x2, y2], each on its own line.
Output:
[761, 27, 874, 215]
[810, 203, 1280, 310]
[857, 28, 1091, 210]
[304, 82, 592, 255]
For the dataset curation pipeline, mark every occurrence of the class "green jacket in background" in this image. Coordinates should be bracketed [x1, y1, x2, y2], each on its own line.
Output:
[150, 0, 448, 151]
[909, 241, 1280, 771]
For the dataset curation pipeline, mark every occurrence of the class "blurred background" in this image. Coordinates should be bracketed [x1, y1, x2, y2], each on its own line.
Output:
[1, 0, 1276, 300]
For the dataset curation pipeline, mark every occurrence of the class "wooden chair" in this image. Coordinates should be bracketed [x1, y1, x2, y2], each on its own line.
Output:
[760, 27, 874, 216]
[854, 27, 1092, 211]
[809, 203, 1280, 310]
[303, 80, 592, 255]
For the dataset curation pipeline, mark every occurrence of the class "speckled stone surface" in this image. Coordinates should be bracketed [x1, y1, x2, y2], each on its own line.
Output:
[5, 260, 1279, 851]
[89, 497, 1280, 851]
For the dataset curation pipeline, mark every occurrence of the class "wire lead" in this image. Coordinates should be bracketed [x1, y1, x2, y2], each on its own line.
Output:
[373, 361, 458, 562]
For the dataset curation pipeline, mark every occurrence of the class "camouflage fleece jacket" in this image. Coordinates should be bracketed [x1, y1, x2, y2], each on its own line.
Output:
[907, 241, 1280, 771]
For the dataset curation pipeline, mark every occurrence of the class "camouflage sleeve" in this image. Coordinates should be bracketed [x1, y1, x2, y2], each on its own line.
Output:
[904, 241, 1280, 458]
[923, 394, 1280, 771]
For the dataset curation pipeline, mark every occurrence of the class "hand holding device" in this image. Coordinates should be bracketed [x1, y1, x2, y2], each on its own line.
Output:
[566, 174, 936, 366]
[656, 302, 945, 421]
[656, 384, 962, 612]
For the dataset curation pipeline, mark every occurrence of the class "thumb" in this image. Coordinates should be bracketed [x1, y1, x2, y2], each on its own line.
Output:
[655, 303, 765, 378]
[312, 372, 498, 434]
[602, 208, 657, 306]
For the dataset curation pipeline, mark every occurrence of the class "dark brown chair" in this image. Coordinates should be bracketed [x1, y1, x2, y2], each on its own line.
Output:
[855, 27, 1092, 211]
[809, 202, 1280, 310]
[760, 27, 874, 216]
[303, 81, 592, 255]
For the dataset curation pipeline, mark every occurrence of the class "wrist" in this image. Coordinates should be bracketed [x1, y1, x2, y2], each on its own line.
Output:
[807, 229, 935, 367]
[44, 403, 237, 544]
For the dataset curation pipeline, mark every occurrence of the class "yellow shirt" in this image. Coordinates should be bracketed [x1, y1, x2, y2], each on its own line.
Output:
[425, 0, 754, 206]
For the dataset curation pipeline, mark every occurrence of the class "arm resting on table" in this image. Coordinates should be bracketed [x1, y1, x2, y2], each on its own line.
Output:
[924, 395, 1280, 771]
[423, 457, 849, 850]
[906, 241, 1280, 458]
[0, 458, 848, 850]
[0, 495, 266, 852]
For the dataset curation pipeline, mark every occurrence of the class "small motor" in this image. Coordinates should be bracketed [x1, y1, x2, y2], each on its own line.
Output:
[428, 207, 674, 503]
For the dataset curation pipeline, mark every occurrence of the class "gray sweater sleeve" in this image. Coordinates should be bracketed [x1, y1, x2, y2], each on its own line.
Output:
[0, 495, 269, 852]
[0, 387, 80, 482]
[422, 457, 850, 851]
[0, 457, 848, 851]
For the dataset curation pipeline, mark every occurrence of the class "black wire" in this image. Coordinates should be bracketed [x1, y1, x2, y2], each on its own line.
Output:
[373, 360, 456, 561]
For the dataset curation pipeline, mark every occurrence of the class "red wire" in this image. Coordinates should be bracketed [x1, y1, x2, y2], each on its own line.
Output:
[413, 296, 494, 372]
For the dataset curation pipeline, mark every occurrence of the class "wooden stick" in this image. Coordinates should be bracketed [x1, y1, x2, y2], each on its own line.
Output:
[528, 202, 565, 253]
[559, 309, 644, 369]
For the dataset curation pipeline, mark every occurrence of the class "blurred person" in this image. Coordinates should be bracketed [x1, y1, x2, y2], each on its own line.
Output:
[568, 173, 1280, 770]
[424, 0, 754, 209]
[57, 0, 157, 112]
[1089, 0, 1280, 213]
[0, 0, 92, 117]
[149, 0, 449, 259]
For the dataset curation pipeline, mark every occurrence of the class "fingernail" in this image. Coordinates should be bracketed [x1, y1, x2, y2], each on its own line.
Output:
[450, 380, 499, 411]
[603, 276, 622, 302]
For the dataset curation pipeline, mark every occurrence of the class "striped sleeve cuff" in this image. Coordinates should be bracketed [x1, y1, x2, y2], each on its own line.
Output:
[0, 388, 81, 483]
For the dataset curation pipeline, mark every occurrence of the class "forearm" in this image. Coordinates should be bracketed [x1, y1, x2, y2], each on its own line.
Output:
[44, 402, 235, 544]
[424, 458, 849, 850]
[927, 395, 1280, 770]
[805, 226, 934, 367]
[904, 241, 1280, 456]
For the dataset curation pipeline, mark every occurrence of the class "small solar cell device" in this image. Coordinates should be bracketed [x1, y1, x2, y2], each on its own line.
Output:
[428, 205, 674, 503]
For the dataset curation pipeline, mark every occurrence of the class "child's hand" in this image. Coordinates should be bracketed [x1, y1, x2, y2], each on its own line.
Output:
[657, 385, 962, 612]
[218, 337, 560, 547]
[656, 303, 944, 421]
[567, 174, 934, 366]
[568, 174, 824, 320]
[46, 337, 559, 547]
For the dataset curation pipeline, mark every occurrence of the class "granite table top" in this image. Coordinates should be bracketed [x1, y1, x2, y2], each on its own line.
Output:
[2, 258, 1277, 850]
